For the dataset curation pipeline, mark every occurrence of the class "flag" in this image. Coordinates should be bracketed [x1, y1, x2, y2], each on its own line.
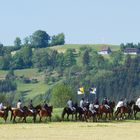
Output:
[89, 87, 96, 94]
[77, 87, 84, 95]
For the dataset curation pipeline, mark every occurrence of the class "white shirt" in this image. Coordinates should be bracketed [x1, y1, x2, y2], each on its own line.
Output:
[115, 101, 124, 111]
[17, 102, 22, 109]
[89, 104, 93, 111]
[67, 100, 72, 108]
[80, 100, 84, 108]
[136, 98, 140, 106]
[0, 103, 3, 110]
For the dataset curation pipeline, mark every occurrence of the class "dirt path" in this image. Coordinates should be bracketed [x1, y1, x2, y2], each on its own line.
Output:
[0, 122, 139, 140]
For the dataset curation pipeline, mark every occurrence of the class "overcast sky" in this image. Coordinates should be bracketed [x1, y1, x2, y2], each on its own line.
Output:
[0, 0, 140, 45]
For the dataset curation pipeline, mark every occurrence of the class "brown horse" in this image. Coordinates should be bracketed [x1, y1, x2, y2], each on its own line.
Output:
[87, 109, 98, 122]
[98, 101, 115, 120]
[115, 101, 134, 120]
[24, 105, 41, 123]
[0, 106, 11, 122]
[38, 106, 53, 122]
[11, 106, 28, 123]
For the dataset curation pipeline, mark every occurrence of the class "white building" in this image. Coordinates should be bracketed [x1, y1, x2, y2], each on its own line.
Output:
[98, 47, 112, 55]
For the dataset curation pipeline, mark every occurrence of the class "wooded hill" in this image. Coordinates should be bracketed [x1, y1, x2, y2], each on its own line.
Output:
[0, 30, 140, 107]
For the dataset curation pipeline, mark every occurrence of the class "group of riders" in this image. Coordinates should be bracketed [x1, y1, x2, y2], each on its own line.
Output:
[66, 96, 140, 115]
[0, 99, 49, 113]
[0, 96, 140, 122]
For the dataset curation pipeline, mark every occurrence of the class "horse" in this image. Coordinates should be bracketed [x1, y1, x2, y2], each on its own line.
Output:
[115, 101, 134, 120]
[10, 106, 28, 123]
[23, 105, 42, 123]
[86, 104, 98, 122]
[98, 101, 115, 120]
[0, 106, 11, 122]
[61, 103, 78, 121]
[38, 106, 53, 122]
[73, 102, 91, 122]
[132, 101, 140, 119]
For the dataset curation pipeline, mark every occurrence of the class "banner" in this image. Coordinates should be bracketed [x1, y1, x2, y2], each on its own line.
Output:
[77, 87, 84, 95]
[89, 87, 96, 94]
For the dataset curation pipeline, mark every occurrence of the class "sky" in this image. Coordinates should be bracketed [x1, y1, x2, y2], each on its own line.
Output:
[0, 0, 140, 45]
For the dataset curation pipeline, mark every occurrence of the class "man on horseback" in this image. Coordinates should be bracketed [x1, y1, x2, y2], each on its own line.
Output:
[94, 98, 99, 109]
[43, 101, 49, 110]
[28, 100, 35, 113]
[80, 98, 86, 111]
[17, 99, 23, 112]
[102, 97, 110, 109]
[115, 98, 124, 111]
[136, 96, 140, 108]
[67, 98, 75, 111]
[89, 102, 96, 114]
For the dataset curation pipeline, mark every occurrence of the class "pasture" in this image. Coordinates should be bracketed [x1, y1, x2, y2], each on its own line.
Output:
[0, 122, 140, 140]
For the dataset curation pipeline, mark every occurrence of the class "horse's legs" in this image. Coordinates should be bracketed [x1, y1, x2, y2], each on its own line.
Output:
[75, 113, 77, 121]
[49, 115, 52, 122]
[39, 117, 42, 122]
[67, 114, 69, 121]
[134, 111, 137, 119]
[105, 113, 107, 120]
[72, 114, 73, 121]
[4, 116, 7, 123]
[33, 114, 36, 123]
[13, 116, 16, 123]
[45, 116, 47, 122]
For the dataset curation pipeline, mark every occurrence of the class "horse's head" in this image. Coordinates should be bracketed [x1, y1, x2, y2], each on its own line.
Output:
[127, 100, 135, 108]
[73, 102, 78, 108]
[48, 106, 53, 113]
[109, 101, 115, 108]
[35, 104, 42, 110]
[129, 100, 135, 106]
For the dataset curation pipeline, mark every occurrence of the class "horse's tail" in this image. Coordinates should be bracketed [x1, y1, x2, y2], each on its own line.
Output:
[61, 108, 66, 121]
[10, 110, 13, 121]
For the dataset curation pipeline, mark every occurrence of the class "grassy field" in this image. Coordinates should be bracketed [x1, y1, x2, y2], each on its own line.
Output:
[50, 44, 120, 53]
[0, 69, 49, 99]
[0, 108, 140, 140]
[0, 122, 140, 140]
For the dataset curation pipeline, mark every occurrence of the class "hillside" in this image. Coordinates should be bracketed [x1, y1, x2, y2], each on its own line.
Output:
[50, 44, 120, 53]
[1, 43, 124, 105]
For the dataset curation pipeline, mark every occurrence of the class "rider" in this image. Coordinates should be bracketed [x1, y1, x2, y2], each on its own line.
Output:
[123, 98, 127, 107]
[80, 98, 86, 111]
[115, 98, 124, 111]
[0, 102, 4, 111]
[136, 96, 140, 108]
[102, 97, 110, 109]
[67, 98, 75, 111]
[43, 101, 49, 110]
[94, 98, 99, 109]
[28, 100, 34, 113]
[89, 102, 96, 114]
[17, 99, 23, 112]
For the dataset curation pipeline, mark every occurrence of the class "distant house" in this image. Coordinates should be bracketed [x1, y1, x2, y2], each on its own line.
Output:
[123, 48, 140, 55]
[98, 47, 112, 55]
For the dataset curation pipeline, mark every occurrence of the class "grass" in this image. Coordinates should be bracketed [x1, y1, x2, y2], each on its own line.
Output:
[16, 81, 49, 99]
[0, 121, 140, 140]
[50, 44, 120, 53]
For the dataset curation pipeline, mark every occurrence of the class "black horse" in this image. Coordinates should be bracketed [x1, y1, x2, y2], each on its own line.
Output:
[132, 100, 140, 119]
[61, 103, 78, 121]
